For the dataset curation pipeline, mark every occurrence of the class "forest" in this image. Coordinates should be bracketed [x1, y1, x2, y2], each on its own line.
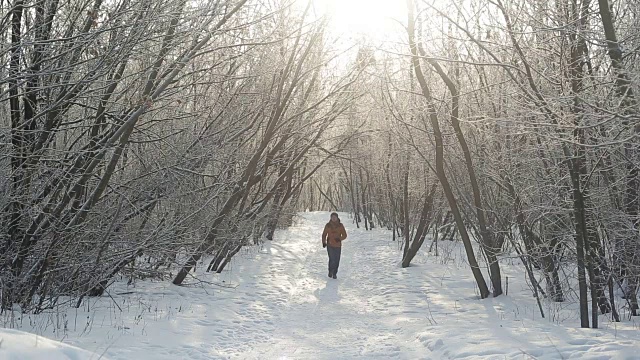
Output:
[1, 0, 639, 335]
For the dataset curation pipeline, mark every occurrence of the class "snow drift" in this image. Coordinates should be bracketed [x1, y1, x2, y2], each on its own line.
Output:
[0, 328, 106, 360]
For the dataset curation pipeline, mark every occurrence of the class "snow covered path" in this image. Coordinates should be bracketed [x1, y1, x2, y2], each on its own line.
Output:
[226, 212, 640, 359]
[238, 213, 429, 359]
[3, 211, 640, 359]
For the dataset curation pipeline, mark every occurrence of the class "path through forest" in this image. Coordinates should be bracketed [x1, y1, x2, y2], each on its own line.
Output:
[232, 212, 640, 359]
[4, 212, 640, 359]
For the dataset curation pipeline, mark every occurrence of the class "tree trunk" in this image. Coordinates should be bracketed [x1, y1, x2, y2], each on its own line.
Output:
[597, 0, 640, 316]
[402, 158, 411, 260]
[406, 0, 490, 299]
[402, 183, 437, 267]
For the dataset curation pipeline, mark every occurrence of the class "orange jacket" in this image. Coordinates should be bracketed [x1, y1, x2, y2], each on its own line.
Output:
[322, 222, 347, 248]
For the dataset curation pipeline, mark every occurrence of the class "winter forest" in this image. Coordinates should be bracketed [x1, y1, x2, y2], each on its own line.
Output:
[2, 0, 640, 358]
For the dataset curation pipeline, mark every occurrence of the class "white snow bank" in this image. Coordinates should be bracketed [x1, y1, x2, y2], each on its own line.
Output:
[0, 328, 106, 360]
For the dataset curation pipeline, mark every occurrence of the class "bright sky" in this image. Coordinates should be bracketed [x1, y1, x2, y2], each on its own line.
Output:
[309, 0, 407, 43]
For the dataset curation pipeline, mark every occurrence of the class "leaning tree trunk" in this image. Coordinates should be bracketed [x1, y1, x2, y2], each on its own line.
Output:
[420, 40, 502, 297]
[406, 0, 490, 299]
[402, 183, 438, 267]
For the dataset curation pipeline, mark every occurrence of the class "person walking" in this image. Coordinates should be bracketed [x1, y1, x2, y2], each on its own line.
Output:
[322, 212, 347, 279]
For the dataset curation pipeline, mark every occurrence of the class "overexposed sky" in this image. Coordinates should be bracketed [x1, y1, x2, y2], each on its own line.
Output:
[309, 0, 407, 43]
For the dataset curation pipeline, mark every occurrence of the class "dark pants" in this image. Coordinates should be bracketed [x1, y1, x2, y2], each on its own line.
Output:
[327, 246, 341, 275]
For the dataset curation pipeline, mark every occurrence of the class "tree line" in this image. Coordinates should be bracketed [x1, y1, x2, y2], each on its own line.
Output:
[0, 0, 363, 313]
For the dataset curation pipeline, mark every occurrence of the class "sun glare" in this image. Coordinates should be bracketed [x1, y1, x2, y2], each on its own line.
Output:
[311, 0, 406, 42]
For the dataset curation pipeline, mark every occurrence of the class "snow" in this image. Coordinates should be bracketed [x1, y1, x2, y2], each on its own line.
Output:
[2, 211, 640, 359]
[0, 328, 106, 360]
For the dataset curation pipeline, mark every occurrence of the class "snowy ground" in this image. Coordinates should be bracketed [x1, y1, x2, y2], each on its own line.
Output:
[2, 211, 640, 359]
[0, 328, 103, 360]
